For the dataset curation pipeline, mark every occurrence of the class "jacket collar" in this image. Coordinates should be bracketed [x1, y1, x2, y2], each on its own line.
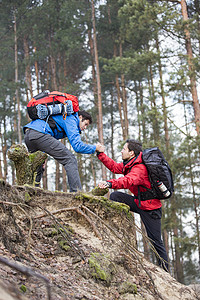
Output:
[123, 152, 143, 168]
[123, 156, 137, 166]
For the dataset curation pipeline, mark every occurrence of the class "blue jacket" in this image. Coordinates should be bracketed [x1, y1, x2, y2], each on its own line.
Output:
[23, 113, 96, 154]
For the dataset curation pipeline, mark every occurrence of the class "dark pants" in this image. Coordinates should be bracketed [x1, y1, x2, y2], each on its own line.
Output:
[24, 129, 82, 192]
[110, 191, 169, 271]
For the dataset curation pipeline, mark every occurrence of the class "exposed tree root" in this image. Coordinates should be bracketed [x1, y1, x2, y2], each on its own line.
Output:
[0, 256, 52, 300]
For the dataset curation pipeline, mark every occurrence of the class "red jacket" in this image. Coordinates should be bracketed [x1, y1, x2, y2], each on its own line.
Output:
[97, 152, 162, 210]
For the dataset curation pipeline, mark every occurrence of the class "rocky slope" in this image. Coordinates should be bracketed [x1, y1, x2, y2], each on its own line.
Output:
[0, 180, 199, 300]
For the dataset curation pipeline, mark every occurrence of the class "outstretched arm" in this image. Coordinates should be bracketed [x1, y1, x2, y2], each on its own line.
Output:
[97, 152, 124, 174]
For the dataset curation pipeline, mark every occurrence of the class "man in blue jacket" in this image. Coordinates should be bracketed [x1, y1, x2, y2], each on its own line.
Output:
[24, 110, 102, 192]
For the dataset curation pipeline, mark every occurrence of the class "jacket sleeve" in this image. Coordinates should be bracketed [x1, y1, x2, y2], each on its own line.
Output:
[107, 164, 150, 190]
[97, 152, 124, 174]
[64, 116, 96, 154]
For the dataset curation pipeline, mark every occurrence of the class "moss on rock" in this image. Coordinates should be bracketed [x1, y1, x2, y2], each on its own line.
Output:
[59, 240, 70, 252]
[24, 191, 31, 203]
[76, 192, 132, 219]
[90, 186, 109, 196]
[118, 281, 137, 295]
[88, 252, 116, 286]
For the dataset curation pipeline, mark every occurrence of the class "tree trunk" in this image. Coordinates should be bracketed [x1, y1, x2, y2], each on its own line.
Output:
[148, 64, 160, 143]
[188, 157, 200, 267]
[42, 160, 48, 190]
[8, 144, 47, 186]
[155, 37, 170, 260]
[91, 0, 103, 143]
[51, 54, 57, 91]
[173, 225, 184, 283]
[194, 0, 200, 55]
[141, 220, 151, 261]
[33, 46, 40, 93]
[91, 0, 106, 180]
[23, 36, 33, 101]
[135, 82, 141, 140]
[163, 227, 169, 259]
[110, 90, 115, 163]
[114, 44, 126, 140]
[62, 139, 67, 192]
[46, 59, 50, 91]
[120, 42, 129, 139]
[139, 82, 147, 143]
[88, 27, 104, 188]
[84, 132, 96, 186]
[171, 196, 184, 283]
[63, 53, 67, 82]
[183, 103, 200, 267]
[88, 27, 98, 118]
[107, 4, 127, 140]
[156, 37, 170, 157]
[0, 124, 3, 179]
[2, 117, 7, 181]
[14, 11, 22, 144]
[116, 74, 125, 140]
[49, 37, 60, 191]
[180, 0, 200, 135]
[55, 161, 60, 191]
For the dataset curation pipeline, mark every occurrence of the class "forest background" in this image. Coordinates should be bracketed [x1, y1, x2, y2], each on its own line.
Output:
[0, 0, 200, 288]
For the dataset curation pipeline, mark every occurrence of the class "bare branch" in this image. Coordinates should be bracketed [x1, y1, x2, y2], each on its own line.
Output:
[0, 256, 52, 300]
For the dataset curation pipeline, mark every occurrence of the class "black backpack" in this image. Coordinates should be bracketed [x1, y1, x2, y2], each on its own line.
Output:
[138, 147, 174, 205]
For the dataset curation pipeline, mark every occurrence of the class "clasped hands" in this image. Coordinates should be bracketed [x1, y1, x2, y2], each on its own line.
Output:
[95, 142, 105, 152]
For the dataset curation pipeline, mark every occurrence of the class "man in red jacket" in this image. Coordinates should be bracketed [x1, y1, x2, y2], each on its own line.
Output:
[97, 139, 169, 271]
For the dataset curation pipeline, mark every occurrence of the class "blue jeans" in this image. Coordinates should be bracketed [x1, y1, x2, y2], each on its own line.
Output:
[24, 128, 82, 192]
[110, 191, 169, 271]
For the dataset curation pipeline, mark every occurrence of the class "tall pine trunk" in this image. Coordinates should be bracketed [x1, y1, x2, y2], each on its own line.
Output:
[49, 36, 61, 191]
[120, 42, 129, 139]
[183, 103, 200, 267]
[14, 11, 22, 144]
[23, 36, 33, 101]
[42, 160, 48, 190]
[172, 207, 184, 283]
[148, 64, 160, 143]
[33, 46, 40, 93]
[114, 44, 126, 140]
[156, 37, 170, 260]
[2, 116, 8, 181]
[107, 6, 127, 140]
[91, 0, 106, 180]
[194, 0, 200, 55]
[180, 0, 200, 135]
[139, 82, 147, 143]
[62, 139, 67, 192]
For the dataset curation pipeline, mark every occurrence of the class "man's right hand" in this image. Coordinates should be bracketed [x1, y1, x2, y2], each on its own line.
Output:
[98, 181, 110, 189]
[96, 143, 105, 152]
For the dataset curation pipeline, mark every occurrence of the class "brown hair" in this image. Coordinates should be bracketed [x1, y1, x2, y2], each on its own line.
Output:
[78, 110, 93, 124]
[126, 139, 142, 156]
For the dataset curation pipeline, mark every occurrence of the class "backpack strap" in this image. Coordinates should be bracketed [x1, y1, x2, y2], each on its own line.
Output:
[47, 116, 64, 134]
[137, 185, 156, 207]
[137, 186, 141, 207]
[129, 161, 155, 207]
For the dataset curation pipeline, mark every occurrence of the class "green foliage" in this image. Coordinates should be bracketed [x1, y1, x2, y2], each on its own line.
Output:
[20, 284, 27, 293]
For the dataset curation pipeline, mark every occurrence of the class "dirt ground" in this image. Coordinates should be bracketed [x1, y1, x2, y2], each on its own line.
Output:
[0, 180, 199, 300]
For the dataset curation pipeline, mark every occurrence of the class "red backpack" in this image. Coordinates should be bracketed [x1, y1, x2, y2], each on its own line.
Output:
[27, 90, 79, 120]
